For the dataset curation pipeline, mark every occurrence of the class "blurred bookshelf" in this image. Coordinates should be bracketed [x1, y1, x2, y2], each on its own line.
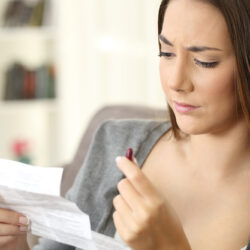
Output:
[0, 0, 57, 167]
[0, 0, 164, 170]
[0, 99, 57, 113]
[0, 26, 54, 40]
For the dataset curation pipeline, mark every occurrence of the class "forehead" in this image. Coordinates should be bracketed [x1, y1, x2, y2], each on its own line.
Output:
[161, 0, 233, 50]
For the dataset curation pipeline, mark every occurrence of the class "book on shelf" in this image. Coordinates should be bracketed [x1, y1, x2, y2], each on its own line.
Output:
[30, 0, 47, 27]
[23, 70, 36, 99]
[3, 62, 56, 101]
[5, 63, 24, 100]
[36, 65, 55, 99]
[2, 0, 49, 28]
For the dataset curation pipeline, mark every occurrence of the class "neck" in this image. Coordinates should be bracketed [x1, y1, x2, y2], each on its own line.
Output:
[183, 118, 250, 180]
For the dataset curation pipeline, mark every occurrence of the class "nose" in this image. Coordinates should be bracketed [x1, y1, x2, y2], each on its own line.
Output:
[167, 59, 193, 93]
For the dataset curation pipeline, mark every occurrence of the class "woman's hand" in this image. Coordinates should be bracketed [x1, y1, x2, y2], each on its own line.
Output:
[113, 156, 191, 250]
[0, 208, 30, 250]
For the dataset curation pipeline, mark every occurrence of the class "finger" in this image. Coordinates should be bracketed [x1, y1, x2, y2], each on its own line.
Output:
[116, 156, 158, 199]
[0, 223, 28, 236]
[132, 157, 138, 165]
[0, 235, 16, 246]
[0, 208, 29, 226]
[113, 194, 134, 220]
[117, 178, 145, 214]
[113, 210, 137, 244]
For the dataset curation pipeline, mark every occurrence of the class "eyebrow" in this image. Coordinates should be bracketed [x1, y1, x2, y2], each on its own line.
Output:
[158, 34, 222, 52]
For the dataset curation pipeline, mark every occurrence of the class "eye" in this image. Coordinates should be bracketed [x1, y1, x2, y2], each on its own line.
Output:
[194, 58, 219, 68]
[158, 52, 175, 59]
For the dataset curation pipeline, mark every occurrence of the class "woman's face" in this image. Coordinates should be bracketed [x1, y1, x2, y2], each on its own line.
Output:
[159, 0, 238, 135]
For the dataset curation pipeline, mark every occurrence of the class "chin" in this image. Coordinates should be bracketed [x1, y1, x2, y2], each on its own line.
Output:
[176, 116, 233, 135]
[175, 116, 209, 135]
[178, 124, 206, 135]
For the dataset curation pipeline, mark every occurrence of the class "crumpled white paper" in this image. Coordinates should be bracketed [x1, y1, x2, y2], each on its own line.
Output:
[0, 158, 97, 250]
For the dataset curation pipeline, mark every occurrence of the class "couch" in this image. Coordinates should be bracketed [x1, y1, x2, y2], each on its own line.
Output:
[60, 104, 167, 196]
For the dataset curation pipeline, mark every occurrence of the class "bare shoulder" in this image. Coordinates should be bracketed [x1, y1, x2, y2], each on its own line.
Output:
[141, 129, 250, 250]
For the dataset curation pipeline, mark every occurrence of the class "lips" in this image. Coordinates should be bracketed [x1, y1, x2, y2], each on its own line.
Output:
[173, 101, 200, 113]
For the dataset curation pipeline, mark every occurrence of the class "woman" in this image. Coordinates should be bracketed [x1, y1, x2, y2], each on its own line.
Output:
[0, 0, 249, 249]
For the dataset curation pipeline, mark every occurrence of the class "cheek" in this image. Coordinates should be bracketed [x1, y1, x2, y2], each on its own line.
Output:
[196, 67, 235, 107]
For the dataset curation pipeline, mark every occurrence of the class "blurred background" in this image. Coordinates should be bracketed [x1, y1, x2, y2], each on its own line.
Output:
[0, 0, 165, 167]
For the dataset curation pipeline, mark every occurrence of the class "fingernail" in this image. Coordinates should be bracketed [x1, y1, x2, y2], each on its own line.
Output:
[115, 156, 122, 164]
[133, 157, 138, 164]
[19, 226, 28, 232]
[19, 216, 29, 225]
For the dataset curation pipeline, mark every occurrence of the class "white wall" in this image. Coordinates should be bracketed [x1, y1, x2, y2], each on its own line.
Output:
[55, 0, 165, 165]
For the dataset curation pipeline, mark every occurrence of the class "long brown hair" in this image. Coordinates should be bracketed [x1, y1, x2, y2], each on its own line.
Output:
[158, 0, 250, 138]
